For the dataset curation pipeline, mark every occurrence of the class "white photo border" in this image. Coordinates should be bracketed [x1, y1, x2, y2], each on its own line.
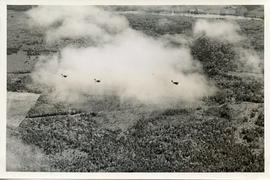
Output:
[0, 0, 269, 179]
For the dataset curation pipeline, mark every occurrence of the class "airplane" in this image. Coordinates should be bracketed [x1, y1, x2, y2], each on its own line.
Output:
[94, 78, 101, 83]
[61, 74, 68, 78]
[171, 80, 179, 85]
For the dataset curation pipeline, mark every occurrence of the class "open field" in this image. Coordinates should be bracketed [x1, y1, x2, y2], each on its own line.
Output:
[7, 5, 264, 172]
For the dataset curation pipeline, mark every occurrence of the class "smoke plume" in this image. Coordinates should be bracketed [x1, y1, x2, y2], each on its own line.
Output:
[27, 6, 219, 106]
[6, 135, 50, 171]
[236, 47, 263, 73]
[193, 19, 243, 43]
[193, 19, 263, 73]
[27, 6, 129, 44]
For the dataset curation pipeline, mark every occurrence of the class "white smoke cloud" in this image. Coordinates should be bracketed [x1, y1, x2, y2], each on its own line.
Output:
[6, 135, 50, 171]
[28, 6, 218, 106]
[160, 34, 193, 48]
[193, 19, 243, 43]
[193, 19, 263, 73]
[27, 6, 129, 44]
[236, 47, 263, 73]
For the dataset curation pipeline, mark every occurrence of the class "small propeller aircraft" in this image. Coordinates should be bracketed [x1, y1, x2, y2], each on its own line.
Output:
[171, 80, 179, 85]
[61, 74, 68, 78]
[94, 78, 101, 83]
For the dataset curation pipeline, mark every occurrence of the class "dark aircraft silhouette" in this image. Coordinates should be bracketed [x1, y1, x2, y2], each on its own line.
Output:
[61, 74, 68, 78]
[94, 78, 101, 83]
[171, 80, 179, 85]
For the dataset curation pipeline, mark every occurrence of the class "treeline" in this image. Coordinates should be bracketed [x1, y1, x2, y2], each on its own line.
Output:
[7, 5, 36, 11]
[191, 36, 264, 104]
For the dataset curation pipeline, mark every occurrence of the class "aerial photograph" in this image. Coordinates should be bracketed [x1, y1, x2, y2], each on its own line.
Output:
[6, 5, 264, 172]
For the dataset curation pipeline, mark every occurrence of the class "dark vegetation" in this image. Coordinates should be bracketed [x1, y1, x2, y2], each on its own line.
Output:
[125, 14, 194, 37]
[242, 5, 264, 19]
[191, 36, 264, 104]
[7, 48, 20, 55]
[191, 37, 238, 75]
[19, 106, 263, 172]
[7, 73, 42, 93]
[208, 75, 263, 104]
[238, 19, 264, 52]
[110, 5, 264, 19]
[255, 111, 264, 127]
[7, 73, 32, 92]
[7, 6, 264, 172]
[7, 5, 34, 11]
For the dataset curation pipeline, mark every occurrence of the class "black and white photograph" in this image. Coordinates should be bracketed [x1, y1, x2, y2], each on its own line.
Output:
[2, 0, 268, 177]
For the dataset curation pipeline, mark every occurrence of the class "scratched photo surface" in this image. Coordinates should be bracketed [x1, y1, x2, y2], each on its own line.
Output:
[6, 5, 264, 172]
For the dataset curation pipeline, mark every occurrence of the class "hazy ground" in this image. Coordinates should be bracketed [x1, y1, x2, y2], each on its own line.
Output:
[7, 5, 264, 172]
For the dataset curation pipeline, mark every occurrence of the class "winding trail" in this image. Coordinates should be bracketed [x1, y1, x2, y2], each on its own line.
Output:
[119, 11, 263, 21]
